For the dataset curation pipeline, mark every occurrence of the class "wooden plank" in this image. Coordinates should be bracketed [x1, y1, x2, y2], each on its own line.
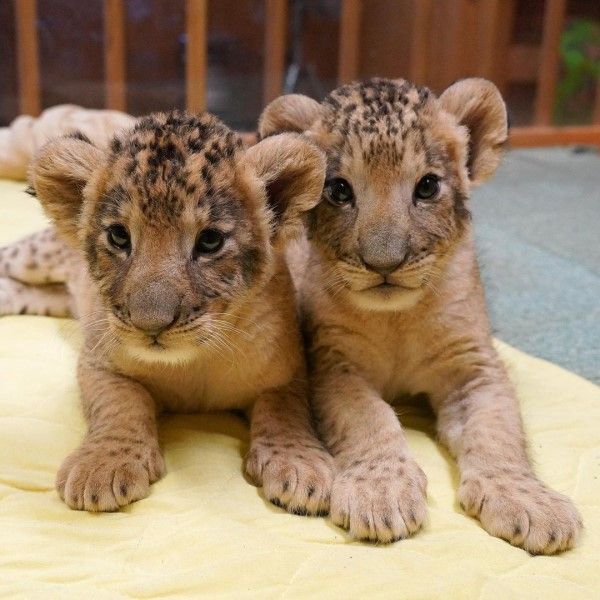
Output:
[507, 44, 539, 83]
[593, 80, 600, 125]
[534, 0, 567, 125]
[263, 0, 287, 104]
[435, 0, 473, 90]
[477, 0, 516, 94]
[337, 0, 362, 85]
[14, 0, 41, 116]
[477, 0, 502, 78]
[409, 0, 432, 85]
[510, 125, 600, 147]
[103, 0, 127, 111]
[186, 0, 208, 113]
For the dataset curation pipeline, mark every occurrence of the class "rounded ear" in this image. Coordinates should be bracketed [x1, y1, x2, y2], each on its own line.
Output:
[244, 133, 326, 244]
[439, 78, 508, 185]
[258, 94, 323, 138]
[28, 133, 103, 245]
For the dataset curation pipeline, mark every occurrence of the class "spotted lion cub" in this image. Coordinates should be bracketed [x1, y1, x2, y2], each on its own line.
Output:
[0, 111, 334, 515]
[259, 78, 582, 553]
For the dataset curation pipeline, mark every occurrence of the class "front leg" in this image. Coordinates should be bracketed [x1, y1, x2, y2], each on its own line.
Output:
[434, 358, 582, 554]
[313, 363, 427, 543]
[57, 355, 165, 511]
[244, 377, 335, 516]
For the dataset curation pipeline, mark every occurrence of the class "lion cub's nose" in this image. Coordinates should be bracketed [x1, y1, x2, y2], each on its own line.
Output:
[359, 228, 408, 276]
[363, 259, 403, 276]
[128, 281, 181, 335]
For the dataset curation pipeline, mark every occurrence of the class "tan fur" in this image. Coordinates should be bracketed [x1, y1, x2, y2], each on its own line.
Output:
[260, 78, 582, 553]
[0, 111, 334, 515]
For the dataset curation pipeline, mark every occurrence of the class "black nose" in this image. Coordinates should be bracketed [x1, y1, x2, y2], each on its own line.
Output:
[363, 259, 402, 276]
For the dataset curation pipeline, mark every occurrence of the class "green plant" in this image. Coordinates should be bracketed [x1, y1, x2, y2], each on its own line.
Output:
[555, 18, 600, 124]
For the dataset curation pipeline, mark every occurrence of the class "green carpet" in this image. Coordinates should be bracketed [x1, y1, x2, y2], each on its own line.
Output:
[472, 146, 600, 384]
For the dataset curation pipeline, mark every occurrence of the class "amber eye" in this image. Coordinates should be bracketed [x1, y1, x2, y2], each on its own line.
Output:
[325, 178, 354, 207]
[107, 224, 131, 251]
[414, 174, 440, 201]
[194, 229, 225, 256]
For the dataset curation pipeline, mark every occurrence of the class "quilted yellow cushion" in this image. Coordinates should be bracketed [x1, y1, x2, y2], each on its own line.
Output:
[1, 179, 599, 599]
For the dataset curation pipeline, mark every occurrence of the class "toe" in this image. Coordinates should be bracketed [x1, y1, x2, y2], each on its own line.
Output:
[112, 462, 150, 507]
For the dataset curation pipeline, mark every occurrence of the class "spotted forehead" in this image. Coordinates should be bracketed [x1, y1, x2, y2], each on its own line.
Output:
[103, 111, 244, 222]
[320, 78, 438, 169]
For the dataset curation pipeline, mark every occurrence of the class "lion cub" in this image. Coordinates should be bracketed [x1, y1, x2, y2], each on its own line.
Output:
[259, 78, 582, 554]
[0, 111, 334, 515]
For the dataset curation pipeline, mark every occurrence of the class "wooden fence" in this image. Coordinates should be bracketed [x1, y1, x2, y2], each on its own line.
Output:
[12, 0, 600, 146]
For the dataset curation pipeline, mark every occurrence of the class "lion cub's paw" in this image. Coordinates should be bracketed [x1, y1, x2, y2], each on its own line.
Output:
[459, 470, 582, 554]
[331, 455, 428, 543]
[57, 438, 166, 512]
[245, 441, 334, 516]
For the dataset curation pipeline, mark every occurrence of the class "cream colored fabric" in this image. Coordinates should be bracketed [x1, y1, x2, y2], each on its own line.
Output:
[0, 105, 135, 180]
[1, 179, 599, 598]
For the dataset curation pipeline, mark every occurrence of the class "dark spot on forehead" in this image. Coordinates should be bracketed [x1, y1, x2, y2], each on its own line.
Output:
[321, 78, 434, 167]
[65, 130, 92, 144]
[104, 110, 242, 223]
[111, 137, 123, 153]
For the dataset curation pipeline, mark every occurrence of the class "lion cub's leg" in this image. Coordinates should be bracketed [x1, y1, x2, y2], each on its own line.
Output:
[312, 364, 427, 542]
[0, 229, 74, 317]
[434, 360, 582, 554]
[0, 277, 71, 317]
[57, 355, 165, 512]
[0, 228, 71, 284]
[244, 378, 335, 516]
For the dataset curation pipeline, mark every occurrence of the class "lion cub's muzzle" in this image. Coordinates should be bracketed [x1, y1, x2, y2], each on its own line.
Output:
[127, 280, 182, 337]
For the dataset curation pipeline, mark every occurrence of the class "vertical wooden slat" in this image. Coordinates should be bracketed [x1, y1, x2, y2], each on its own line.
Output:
[436, 0, 473, 90]
[477, 0, 502, 78]
[14, 0, 41, 116]
[104, 0, 127, 111]
[476, 0, 516, 94]
[593, 81, 600, 125]
[263, 0, 287, 104]
[409, 0, 432, 85]
[534, 0, 567, 125]
[337, 0, 362, 85]
[186, 0, 208, 113]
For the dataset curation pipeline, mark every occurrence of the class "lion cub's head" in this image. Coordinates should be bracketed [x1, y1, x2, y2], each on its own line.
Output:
[30, 111, 325, 362]
[260, 78, 507, 311]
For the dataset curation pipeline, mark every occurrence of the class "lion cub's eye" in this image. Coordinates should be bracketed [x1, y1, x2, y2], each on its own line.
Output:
[195, 229, 225, 256]
[414, 174, 440, 201]
[325, 178, 354, 207]
[107, 224, 131, 251]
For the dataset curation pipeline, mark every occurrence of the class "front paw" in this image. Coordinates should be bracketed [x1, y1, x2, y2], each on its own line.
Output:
[331, 455, 428, 543]
[459, 469, 582, 554]
[57, 437, 165, 512]
[245, 441, 334, 516]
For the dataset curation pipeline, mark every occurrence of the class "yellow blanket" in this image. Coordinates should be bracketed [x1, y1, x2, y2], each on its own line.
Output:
[1, 179, 599, 599]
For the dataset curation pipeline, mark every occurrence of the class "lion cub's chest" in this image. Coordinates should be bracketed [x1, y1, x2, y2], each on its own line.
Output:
[125, 338, 294, 413]
[131, 356, 267, 412]
[331, 313, 434, 401]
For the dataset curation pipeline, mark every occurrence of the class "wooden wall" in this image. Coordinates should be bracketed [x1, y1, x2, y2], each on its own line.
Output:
[1, 0, 599, 136]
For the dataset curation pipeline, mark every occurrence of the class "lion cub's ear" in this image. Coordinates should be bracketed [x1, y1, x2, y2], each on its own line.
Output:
[244, 133, 326, 244]
[258, 94, 323, 138]
[29, 133, 103, 245]
[439, 78, 508, 185]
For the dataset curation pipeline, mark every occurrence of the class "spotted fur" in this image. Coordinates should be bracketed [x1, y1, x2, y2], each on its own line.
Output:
[1, 110, 335, 515]
[260, 78, 582, 553]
